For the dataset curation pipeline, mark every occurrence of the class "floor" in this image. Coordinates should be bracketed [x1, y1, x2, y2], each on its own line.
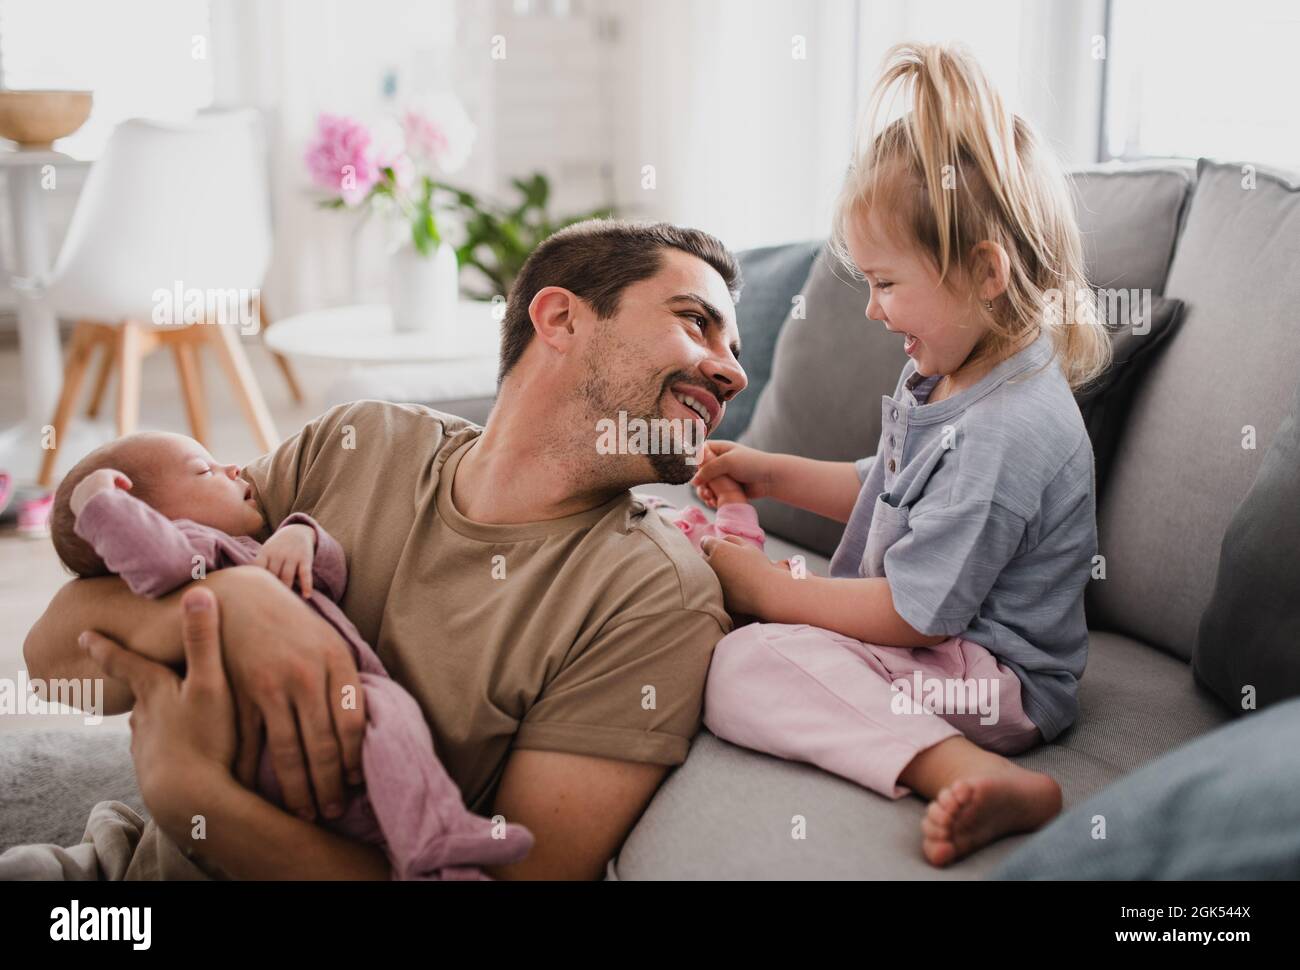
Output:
[1, 331, 348, 733]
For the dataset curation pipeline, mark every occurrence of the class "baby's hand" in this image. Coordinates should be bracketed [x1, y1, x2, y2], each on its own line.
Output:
[254, 523, 317, 598]
[70, 468, 132, 518]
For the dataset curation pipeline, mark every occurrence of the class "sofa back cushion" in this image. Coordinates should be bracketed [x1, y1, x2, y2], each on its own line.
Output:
[1088, 159, 1300, 659]
[715, 241, 823, 440]
[1071, 164, 1194, 294]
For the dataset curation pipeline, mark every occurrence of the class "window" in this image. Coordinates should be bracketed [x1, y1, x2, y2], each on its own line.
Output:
[1103, 0, 1300, 169]
[0, 0, 213, 157]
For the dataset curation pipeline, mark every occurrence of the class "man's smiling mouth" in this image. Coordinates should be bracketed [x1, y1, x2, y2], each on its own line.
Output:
[667, 383, 721, 430]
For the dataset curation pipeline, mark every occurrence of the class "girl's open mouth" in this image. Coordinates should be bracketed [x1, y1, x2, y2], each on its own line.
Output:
[904, 333, 919, 355]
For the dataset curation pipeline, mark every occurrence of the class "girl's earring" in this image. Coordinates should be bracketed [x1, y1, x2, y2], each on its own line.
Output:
[982, 300, 994, 312]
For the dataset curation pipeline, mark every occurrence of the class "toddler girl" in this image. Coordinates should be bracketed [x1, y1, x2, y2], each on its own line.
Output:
[690, 42, 1110, 866]
[50, 431, 534, 879]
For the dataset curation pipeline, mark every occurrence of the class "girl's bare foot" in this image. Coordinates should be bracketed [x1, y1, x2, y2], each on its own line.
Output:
[919, 767, 1062, 867]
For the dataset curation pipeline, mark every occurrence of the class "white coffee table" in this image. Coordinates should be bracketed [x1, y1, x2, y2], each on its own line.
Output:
[264, 302, 502, 405]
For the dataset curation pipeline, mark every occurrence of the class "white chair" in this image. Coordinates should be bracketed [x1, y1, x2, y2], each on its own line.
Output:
[37, 111, 280, 486]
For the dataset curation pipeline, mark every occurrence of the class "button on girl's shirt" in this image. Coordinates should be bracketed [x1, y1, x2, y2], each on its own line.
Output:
[891, 407, 899, 421]
[887, 458, 897, 473]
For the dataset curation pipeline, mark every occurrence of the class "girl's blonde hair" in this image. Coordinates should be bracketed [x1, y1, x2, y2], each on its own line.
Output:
[830, 42, 1111, 391]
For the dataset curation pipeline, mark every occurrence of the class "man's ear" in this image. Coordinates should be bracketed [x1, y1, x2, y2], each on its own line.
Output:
[529, 287, 583, 355]
[970, 240, 1011, 301]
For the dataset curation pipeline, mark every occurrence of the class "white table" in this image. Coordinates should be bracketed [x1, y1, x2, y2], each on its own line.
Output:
[264, 302, 503, 406]
[0, 147, 104, 486]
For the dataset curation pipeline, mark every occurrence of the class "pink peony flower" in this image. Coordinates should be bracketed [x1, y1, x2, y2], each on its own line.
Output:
[401, 94, 476, 174]
[304, 114, 382, 206]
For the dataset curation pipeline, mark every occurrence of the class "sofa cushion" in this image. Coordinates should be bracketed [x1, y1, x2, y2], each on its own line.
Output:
[1088, 159, 1300, 659]
[995, 697, 1300, 879]
[612, 631, 1227, 879]
[1077, 295, 1185, 498]
[738, 248, 910, 557]
[1071, 162, 1194, 294]
[715, 241, 823, 441]
[1194, 373, 1300, 713]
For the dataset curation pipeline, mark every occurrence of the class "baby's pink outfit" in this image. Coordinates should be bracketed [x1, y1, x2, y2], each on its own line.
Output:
[75, 490, 534, 879]
[639, 496, 766, 552]
[647, 497, 1040, 798]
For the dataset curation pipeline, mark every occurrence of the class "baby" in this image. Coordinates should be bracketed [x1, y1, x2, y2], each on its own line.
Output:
[638, 472, 766, 554]
[51, 431, 534, 880]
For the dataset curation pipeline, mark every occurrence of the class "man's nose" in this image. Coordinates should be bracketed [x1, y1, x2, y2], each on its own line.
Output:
[704, 354, 748, 403]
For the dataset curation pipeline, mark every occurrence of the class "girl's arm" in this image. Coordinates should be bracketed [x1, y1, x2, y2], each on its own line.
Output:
[699, 538, 947, 649]
[766, 454, 865, 523]
[761, 572, 949, 648]
[693, 442, 864, 523]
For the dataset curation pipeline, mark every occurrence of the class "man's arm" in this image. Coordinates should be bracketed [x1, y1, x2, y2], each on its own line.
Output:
[80, 587, 390, 881]
[485, 748, 667, 880]
[166, 771, 392, 880]
[27, 567, 367, 822]
[24, 575, 190, 713]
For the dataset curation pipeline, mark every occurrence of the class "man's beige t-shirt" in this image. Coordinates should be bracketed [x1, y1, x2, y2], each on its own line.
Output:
[242, 400, 731, 815]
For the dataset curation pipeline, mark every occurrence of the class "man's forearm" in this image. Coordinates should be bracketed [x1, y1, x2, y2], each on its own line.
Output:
[24, 576, 189, 713]
[24, 569, 272, 714]
[162, 770, 391, 880]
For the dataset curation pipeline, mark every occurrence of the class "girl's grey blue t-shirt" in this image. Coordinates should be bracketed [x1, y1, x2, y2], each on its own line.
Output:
[828, 329, 1096, 741]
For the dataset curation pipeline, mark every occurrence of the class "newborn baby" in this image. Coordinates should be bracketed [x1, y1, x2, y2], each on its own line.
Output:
[637, 471, 766, 553]
[50, 431, 533, 880]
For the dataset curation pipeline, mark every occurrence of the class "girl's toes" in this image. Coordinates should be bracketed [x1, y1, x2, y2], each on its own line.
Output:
[920, 812, 948, 840]
[948, 779, 974, 807]
[937, 785, 962, 814]
[925, 797, 953, 829]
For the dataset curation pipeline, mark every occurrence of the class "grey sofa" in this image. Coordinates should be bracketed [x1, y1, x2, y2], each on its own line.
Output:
[4, 158, 1298, 879]
[611, 157, 1300, 879]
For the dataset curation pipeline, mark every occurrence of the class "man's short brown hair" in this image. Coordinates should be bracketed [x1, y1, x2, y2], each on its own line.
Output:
[497, 219, 741, 384]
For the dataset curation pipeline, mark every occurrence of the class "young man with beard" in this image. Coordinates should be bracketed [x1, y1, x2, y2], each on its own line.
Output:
[20, 220, 747, 880]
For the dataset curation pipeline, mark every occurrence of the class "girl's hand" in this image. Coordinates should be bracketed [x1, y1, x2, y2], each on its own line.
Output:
[80, 588, 238, 840]
[702, 472, 748, 508]
[70, 468, 132, 518]
[254, 523, 317, 598]
[691, 441, 780, 506]
[700, 535, 789, 616]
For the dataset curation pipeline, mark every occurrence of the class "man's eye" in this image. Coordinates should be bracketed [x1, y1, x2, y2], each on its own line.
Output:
[875, 282, 893, 292]
[690, 314, 708, 331]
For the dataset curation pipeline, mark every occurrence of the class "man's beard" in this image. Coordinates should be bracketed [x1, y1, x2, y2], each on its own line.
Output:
[577, 344, 701, 486]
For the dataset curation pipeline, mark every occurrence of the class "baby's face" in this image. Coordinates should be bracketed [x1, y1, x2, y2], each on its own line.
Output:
[137, 434, 265, 537]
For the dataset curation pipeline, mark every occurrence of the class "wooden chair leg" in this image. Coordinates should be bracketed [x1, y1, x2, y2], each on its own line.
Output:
[37, 323, 99, 487]
[209, 323, 278, 452]
[258, 299, 304, 405]
[86, 339, 117, 419]
[115, 320, 143, 437]
[272, 350, 304, 405]
[172, 340, 210, 446]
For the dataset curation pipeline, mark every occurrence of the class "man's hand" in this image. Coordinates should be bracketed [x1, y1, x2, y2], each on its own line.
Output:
[700, 534, 788, 617]
[212, 567, 366, 822]
[70, 468, 132, 518]
[253, 523, 317, 598]
[81, 587, 237, 839]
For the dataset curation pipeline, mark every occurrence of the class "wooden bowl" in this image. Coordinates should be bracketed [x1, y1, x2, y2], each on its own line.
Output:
[0, 90, 92, 147]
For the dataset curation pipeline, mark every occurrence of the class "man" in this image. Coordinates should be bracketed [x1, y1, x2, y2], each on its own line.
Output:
[19, 220, 747, 880]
